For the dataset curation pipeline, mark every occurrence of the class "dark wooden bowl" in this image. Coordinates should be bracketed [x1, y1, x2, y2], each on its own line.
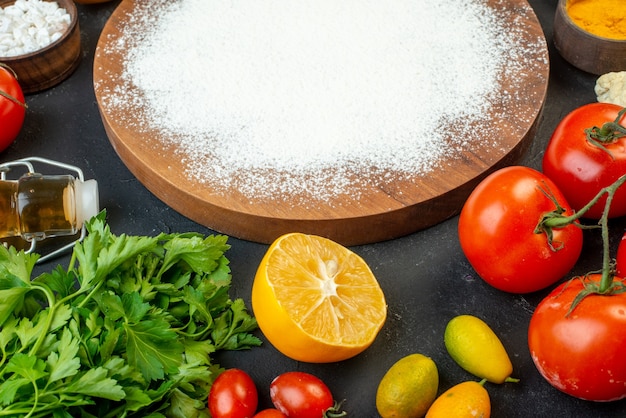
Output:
[554, 0, 626, 75]
[0, 0, 81, 94]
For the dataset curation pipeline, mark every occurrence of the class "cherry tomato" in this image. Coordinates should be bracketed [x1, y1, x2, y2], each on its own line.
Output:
[543, 102, 626, 219]
[208, 369, 258, 418]
[270, 372, 341, 418]
[528, 274, 626, 401]
[617, 232, 626, 278]
[253, 409, 287, 418]
[458, 166, 583, 293]
[0, 64, 26, 152]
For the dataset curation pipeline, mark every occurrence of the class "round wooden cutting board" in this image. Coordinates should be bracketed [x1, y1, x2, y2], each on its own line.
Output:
[93, 0, 549, 245]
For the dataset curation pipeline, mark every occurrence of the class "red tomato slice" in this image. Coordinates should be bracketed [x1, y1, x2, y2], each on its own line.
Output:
[528, 274, 626, 401]
[458, 166, 583, 293]
[543, 102, 626, 219]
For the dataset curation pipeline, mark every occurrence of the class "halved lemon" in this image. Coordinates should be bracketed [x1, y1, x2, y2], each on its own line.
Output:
[252, 232, 387, 363]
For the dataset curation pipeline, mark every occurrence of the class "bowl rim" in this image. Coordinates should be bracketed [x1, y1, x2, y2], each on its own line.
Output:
[557, 0, 626, 43]
[0, 0, 79, 61]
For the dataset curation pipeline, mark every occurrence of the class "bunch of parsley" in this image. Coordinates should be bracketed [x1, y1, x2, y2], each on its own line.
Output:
[0, 213, 261, 417]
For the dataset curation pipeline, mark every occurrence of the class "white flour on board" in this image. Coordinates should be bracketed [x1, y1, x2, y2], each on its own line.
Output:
[97, 0, 547, 204]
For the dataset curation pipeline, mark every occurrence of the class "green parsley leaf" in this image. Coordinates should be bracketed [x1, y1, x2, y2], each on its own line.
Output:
[47, 328, 81, 383]
[0, 376, 30, 406]
[0, 213, 260, 416]
[125, 317, 183, 382]
[66, 367, 126, 401]
[5, 352, 48, 382]
[0, 272, 30, 327]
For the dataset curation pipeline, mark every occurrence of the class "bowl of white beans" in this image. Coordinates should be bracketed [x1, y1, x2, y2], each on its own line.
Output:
[0, 0, 80, 94]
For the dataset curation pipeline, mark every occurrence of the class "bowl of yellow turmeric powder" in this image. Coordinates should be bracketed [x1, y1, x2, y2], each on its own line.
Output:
[554, 0, 626, 75]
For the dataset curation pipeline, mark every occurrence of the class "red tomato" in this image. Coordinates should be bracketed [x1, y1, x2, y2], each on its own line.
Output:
[617, 232, 626, 278]
[208, 369, 258, 418]
[253, 409, 287, 418]
[270, 372, 342, 418]
[528, 274, 626, 401]
[458, 166, 583, 293]
[543, 102, 626, 219]
[0, 65, 26, 152]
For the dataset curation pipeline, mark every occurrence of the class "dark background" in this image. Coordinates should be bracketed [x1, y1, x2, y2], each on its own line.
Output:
[5, 0, 626, 416]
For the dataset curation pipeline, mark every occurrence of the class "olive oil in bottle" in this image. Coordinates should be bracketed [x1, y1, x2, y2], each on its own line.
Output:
[0, 180, 20, 238]
[0, 173, 99, 242]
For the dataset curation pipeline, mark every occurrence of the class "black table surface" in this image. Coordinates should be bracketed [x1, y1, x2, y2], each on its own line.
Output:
[6, 0, 626, 416]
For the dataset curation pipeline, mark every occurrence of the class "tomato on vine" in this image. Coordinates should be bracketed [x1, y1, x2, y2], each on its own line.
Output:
[458, 166, 583, 293]
[542, 103, 626, 219]
[0, 64, 26, 152]
[528, 173, 626, 401]
[528, 274, 626, 401]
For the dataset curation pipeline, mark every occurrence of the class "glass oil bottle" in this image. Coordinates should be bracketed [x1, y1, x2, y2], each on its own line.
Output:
[0, 157, 99, 262]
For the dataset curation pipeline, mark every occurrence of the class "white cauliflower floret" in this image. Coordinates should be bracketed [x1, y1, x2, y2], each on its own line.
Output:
[595, 71, 626, 107]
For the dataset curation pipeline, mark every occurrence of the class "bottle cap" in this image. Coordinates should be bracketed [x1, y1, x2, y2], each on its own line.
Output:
[74, 179, 100, 226]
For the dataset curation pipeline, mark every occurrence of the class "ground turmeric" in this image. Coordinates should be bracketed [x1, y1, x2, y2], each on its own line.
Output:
[567, 0, 626, 40]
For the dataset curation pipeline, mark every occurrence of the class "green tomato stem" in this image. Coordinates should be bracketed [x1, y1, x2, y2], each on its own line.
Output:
[540, 173, 626, 230]
[324, 400, 347, 418]
[584, 107, 626, 156]
[598, 183, 615, 293]
[538, 173, 626, 299]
